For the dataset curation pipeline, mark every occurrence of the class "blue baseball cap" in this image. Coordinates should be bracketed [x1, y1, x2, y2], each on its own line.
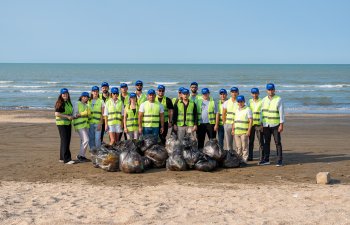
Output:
[120, 83, 128, 88]
[147, 89, 156, 95]
[81, 92, 90, 97]
[190, 81, 198, 86]
[219, 88, 227, 94]
[230, 87, 239, 92]
[157, 84, 165, 90]
[135, 80, 143, 86]
[111, 87, 119, 94]
[251, 88, 259, 94]
[201, 88, 210, 94]
[266, 83, 275, 90]
[91, 86, 99, 91]
[101, 82, 109, 87]
[236, 95, 245, 102]
[178, 87, 184, 92]
[181, 88, 190, 94]
[129, 93, 137, 98]
[60, 88, 68, 94]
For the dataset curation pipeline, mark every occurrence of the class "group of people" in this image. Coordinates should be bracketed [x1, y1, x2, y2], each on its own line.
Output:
[55, 80, 284, 167]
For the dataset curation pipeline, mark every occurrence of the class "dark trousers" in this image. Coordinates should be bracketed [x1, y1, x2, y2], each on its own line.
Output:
[218, 125, 225, 149]
[100, 122, 106, 142]
[159, 122, 169, 145]
[57, 125, 72, 163]
[197, 123, 216, 149]
[248, 125, 264, 160]
[118, 132, 128, 141]
[263, 125, 283, 162]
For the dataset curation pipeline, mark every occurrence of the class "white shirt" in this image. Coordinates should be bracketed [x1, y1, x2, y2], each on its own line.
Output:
[261, 96, 285, 128]
[139, 101, 164, 113]
[222, 98, 236, 109]
[235, 106, 253, 120]
[103, 99, 124, 116]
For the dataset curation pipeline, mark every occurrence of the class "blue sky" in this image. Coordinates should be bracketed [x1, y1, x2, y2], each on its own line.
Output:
[0, 0, 349, 63]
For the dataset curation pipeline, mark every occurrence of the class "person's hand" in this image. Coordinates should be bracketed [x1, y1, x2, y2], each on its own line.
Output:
[105, 124, 109, 132]
[76, 113, 81, 118]
[192, 125, 197, 132]
[246, 130, 251, 137]
[160, 127, 164, 134]
[231, 129, 235, 135]
[168, 122, 172, 128]
[124, 128, 128, 133]
[97, 124, 101, 131]
[278, 123, 284, 133]
[214, 125, 218, 132]
[138, 127, 142, 134]
[173, 125, 178, 131]
[68, 115, 74, 120]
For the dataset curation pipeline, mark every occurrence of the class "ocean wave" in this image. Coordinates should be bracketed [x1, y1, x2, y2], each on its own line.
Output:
[0, 81, 14, 84]
[20, 90, 49, 93]
[279, 90, 316, 92]
[153, 81, 179, 86]
[120, 81, 132, 85]
[36, 81, 59, 84]
[280, 84, 350, 88]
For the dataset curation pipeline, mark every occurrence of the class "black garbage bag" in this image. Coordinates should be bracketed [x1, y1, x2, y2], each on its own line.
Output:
[114, 140, 143, 155]
[165, 133, 183, 155]
[144, 145, 168, 168]
[141, 156, 153, 170]
[202, 139, 225, 161]
[182, 147, 202, 169]
[140, 134, 158, 152]
[89, 147, 100, 166]
[119, 150, 144, 173]
[220, 150, 241, 168]
[182, 133, 198, 150]
[100, 144, 114, 151]
[96, 149, 121, 172]
[195, 155, 217, 172]
[166, 151, 187, 171]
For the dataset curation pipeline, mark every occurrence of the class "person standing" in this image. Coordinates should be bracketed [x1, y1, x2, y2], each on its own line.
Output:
[196, 88, 218, 149]
[73, 92, 91, 162]
[88, 86, 104, 149]
[232, 95, 252, 165]
[118, 82, 130, 141]
[247, 88, 264, 161]
[99, 81, 110, 143]
[156, 85, 174, 145]
[222, 87, 239, 151]
[217, 88, 228, 149]
[190, 81, 201, 103]
[135, 80, 147, 105]
[104, 87, 124, 145]
[138, 89, 165, 137]
[123, 93, 139, 140]
[55, 88, 75, 164]
[172, 88, 198, 141]
[172, 87, 184, 105]
[260, 83, 285, 166]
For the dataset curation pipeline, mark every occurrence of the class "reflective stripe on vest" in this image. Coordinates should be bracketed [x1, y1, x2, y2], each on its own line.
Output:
[218, 100, 225, 126]
[261, 95, 281, 125]
[55, 102, 73, 125]
[196, 97, 216, 125]
[106, 99, 123, 126]
[143, 101, 160, 128]
[73, 102, 90, 130]
[157, 96, 169, 122]
[88, 98, 103, 124]
[125, 104, 139, 132]
[234, 106, 250, 135]
[177, 101, 195, 126]
[249, 98, 262, 126]
[225, 99, 238, 124]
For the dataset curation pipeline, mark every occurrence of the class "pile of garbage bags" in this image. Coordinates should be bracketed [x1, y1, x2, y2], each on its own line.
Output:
[90, 133, 241, 173]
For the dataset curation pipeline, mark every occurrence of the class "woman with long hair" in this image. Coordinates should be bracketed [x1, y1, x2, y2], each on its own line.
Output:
[54, 88, 75, 164]
[123, 93, 139, 140]
[73, 92, 91, 162]
[88, 86, 104, 149]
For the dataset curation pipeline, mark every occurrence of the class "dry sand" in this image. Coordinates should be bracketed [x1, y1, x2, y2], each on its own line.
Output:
[0, 110, 350, 225]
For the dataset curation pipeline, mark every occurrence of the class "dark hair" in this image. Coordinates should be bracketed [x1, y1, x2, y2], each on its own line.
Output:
[78, 96, 90, 102]
[55, 93, 72, 110]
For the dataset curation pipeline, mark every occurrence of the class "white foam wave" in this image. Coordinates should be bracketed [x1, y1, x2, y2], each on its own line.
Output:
[120, 81, 132, 85]
[37, 81, 59, 84]
[280, 84, 350, 88]
[20, 90, 48, 93]
[0, 81, 14, 84]
[153, 82, 179, 86]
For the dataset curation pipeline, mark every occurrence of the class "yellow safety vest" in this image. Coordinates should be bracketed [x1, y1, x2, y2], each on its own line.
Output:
[55, 102, 73, 126]
[105, 99, 123, 126]
[218, 100, 225, 126]
[249, 98, 262, 126]
[225, 99, 238, 125]
[99, 93, 110, 102]
[177, 100, 195, 127]
[136, 93, 147, 105]
[118, 93, 130, 106]
[125, 104, 139, 132]
[234, 106, 250, 135]
[196, 97, 216, 125]
[88, 98, 103, 124]
[262, 95, 281, 125]
[157, 96, 169, 122]
[142, 101, 161, 128]
[73, 102, 90, 130]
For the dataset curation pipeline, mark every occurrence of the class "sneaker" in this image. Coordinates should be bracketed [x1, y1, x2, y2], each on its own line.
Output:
[77, 155, 87, 162]
[65, 160, 76, 165]
[276, 160, 283, 167]
[59, 160, 64, 163]
[240, 162, 248, 167]
[263, 161, 271, 165]
[258, 160, 265, 165]
[248, 158, 253, 161]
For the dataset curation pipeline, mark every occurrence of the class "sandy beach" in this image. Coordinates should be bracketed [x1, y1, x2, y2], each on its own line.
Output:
[0, 110, 350, 225]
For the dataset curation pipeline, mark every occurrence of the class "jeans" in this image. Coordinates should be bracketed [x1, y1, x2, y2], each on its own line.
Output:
[248, 125, 264, 160]
[57, 125, 72, 163]
[218, 125, 225, 149]
[263, 125, 283, 162]
[77, 128, 89, 157]
[143, 127, 159, 138]
[89, 123, 102, 149]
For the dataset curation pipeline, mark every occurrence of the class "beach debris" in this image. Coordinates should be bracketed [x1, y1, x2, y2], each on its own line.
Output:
[195, 155, 217, 172]
[95, 149, 121, 172]
[141, 156, 153, 170]
[316, 172, 331, 184]
[166, 151, 187, 171]
[182, 133, 198, 150]
[165, 133, 183, 155]
[183, 147, 202, 169]
[220, 150, 240, 168]
[144, 145, 168, 168]
[202, 139, 225, 161]
[119, 149, 144, 173]
[140, 134, 158, 152]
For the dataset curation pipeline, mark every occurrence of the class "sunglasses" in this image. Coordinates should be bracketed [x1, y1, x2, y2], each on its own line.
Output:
[158, 90, 164, 92]
[136, 84, 143, 86]
[112, 93, 118, 95]
[220, 93, 226, 95]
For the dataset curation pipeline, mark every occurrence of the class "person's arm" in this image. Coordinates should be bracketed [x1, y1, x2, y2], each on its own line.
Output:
[222, 101, 227, 124]
[160, 112, 165, 134]
[138, 112, 143, 134]
[172, 103, 178, 131]
[166, 97, 174, 124]
[247, 109, 253, 136]
[214, 101, 219, 131]
[104, 106, 109, 131]
[192, 103, 198, 131]
[123, 108, 128, 133]
[278, 98, 284, 133]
